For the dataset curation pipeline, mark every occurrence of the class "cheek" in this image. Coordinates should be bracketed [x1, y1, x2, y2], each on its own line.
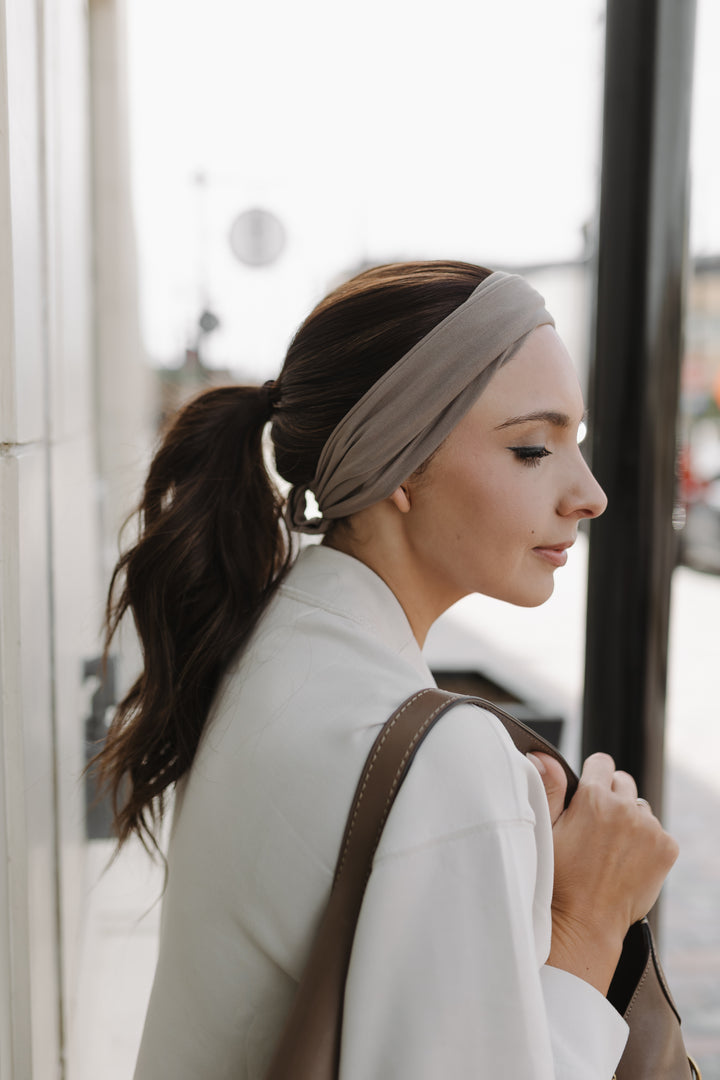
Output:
[449, 461, 532, 525]
[434, 463, 496, 525]
[455, 474, 551, 559]
[414, 441, 551, 547]
[426, 469, 518, 553]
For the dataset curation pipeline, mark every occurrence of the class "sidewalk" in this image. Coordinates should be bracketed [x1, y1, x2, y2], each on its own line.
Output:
[662, 564, 720, 1074]
[73, 538, 720, 1079]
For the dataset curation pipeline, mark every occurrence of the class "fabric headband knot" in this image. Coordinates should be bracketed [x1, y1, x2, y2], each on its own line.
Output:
[285, 271, 554, 534]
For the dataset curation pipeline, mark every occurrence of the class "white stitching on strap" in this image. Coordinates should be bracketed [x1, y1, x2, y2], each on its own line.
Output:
[334, 689, 445, 882]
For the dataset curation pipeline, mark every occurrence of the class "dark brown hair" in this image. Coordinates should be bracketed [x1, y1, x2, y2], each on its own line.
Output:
[96, 260, 491, 850]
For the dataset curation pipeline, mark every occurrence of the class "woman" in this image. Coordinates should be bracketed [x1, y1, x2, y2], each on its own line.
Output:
[99, 261, 678, 1079]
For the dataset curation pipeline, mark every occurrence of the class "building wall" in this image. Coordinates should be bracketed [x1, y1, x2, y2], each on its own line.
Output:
[0, 0, 147, 1075]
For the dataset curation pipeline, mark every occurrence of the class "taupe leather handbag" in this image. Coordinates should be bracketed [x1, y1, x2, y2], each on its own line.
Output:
[265, 688, 700, 1079]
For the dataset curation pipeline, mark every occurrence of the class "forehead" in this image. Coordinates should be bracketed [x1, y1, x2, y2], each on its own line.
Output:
[471, 325, 584, 426]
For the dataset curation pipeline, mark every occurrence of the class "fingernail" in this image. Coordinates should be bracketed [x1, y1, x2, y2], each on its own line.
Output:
[527, 753, 546, 775]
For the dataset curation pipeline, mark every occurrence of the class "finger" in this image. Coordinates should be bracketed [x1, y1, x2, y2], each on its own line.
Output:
[527, 753, 568, 824]
[578, 751, 616, 787]
[611, 770, 638, 800]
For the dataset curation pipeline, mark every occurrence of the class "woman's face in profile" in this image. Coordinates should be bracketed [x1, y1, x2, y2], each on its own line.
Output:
[402, 325, 607, 609]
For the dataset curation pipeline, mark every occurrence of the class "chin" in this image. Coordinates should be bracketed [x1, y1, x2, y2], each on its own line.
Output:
[514, 595, 553, 609]
[503, 578, 556, 609]
[470, 565, 558, 608]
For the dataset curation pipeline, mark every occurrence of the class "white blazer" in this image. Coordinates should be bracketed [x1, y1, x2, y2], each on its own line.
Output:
[134, 544, 628, 1079]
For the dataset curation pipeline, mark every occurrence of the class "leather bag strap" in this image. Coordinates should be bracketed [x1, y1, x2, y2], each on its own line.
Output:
[333, 688, 577, 892]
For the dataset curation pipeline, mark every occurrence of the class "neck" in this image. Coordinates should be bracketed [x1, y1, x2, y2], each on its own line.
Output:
[323, 517, 461, 648]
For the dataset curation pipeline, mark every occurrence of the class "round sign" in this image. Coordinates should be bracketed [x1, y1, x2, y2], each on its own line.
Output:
[229, 207, 286, 267]
[198, 309, 220, 334]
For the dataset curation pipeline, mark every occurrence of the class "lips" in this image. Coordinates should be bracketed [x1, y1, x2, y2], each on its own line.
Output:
[532, 541, 574, 568]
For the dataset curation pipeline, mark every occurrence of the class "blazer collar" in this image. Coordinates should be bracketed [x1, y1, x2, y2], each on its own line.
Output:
[280, 544, 431, 679]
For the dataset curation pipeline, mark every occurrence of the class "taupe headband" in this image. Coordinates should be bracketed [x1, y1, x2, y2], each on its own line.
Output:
[285, 271, 554, 533]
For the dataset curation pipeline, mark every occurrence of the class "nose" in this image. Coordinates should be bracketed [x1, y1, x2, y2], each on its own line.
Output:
[558, 450, 608, 520]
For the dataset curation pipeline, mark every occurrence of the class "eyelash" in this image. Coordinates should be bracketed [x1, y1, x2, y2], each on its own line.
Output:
[508, 445, 552, 468]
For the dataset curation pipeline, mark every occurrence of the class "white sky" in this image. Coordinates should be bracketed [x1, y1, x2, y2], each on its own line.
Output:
[126, 0, 720, 376]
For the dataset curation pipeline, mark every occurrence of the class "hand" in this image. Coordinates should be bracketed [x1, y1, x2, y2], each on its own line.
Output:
[528, 751, 679, 994]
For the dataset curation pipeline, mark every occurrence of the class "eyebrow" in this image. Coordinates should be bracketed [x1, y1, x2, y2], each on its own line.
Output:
[495, 409, 585, 431]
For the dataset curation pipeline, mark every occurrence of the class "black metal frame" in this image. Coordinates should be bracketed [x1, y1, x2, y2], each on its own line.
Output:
[583, 0, 697, 816]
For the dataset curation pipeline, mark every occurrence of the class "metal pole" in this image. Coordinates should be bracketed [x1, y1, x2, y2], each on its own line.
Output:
[582, 0, 696, 819]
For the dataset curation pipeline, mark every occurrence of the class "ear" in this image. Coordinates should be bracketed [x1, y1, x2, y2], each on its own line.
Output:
[389, 485, 411, 513]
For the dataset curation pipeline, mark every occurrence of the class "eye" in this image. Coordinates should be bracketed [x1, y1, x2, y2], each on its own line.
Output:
[508, 445, 552, 468]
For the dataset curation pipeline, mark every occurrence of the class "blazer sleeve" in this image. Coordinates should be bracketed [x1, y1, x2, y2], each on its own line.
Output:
[339, 704, 628, 1079]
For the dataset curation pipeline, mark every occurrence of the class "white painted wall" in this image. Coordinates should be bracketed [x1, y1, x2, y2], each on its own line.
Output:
[1, 0, 65, 1074]
[0, 0, 149, 1076]
[90, 0, 153, 568]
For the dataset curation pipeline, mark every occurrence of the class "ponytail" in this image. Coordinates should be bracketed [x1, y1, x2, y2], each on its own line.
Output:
[96, 385, 291, 852]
